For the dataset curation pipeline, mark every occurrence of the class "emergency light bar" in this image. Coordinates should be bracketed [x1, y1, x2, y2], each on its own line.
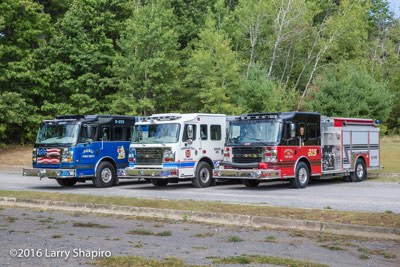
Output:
[239, 113, 279, 120]
[150, 114, 182, 121]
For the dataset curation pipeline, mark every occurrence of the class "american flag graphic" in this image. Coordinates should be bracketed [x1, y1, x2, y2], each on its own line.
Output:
[37, 148, 61, 164]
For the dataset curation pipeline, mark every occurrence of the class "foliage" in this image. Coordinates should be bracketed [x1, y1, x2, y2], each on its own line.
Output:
[109, 0, 181, 116]
[184, 14, 243, 114]
[0, 0, 399, 143]
[0, 92, 38, 143]
[308, 61, 392, 121]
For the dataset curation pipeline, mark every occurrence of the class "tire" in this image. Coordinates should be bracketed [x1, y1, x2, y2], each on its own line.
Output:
[93, 161, 116, 188]
[150, 179, 169, 187]
[350, 158, 367, 182]
[290, 162, 309, 189]
[192, 161, 213, 188]
[242, 179, 260, 187]
[56, 178, 77, 187]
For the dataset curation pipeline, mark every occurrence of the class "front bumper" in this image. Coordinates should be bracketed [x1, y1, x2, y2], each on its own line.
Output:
[120, 167, 179, 179]
[213, 168, 281, 180]
[22, 168, 76, 179]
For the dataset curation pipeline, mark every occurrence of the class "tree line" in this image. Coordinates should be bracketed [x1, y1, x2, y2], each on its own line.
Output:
[0, 0, 399, 144]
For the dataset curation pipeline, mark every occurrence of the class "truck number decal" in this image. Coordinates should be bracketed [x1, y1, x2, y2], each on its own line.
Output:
[308, 149, 317, 157]
[115, 119, 125, 124]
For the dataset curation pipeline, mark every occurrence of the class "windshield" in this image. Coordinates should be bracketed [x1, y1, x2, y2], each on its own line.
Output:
[226, 121, 282, 145]
[36, 122, 80, 145]
[132, 123, 180, 144]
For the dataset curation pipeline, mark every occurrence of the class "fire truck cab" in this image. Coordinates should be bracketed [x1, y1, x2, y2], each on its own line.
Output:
[23, 115, 138, 188]
[120, 113, 226, 188]
[214, 112, 380, 188]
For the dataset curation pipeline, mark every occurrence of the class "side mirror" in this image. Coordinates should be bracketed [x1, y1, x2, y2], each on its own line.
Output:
[290, 123, 296, 139]
[187, 125, 194, 139]
[82, 124, 92, 144]
[187, 125, 194, 145]
[138, 129, 143, 140]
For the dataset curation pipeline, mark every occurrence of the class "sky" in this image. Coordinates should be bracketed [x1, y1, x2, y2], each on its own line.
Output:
[389, 0, 400, 18]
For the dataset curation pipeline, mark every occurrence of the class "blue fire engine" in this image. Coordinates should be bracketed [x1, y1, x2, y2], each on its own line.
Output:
[23, 115, 138, 187]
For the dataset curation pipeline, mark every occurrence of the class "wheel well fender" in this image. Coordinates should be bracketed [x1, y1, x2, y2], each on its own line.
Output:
[294, 156, 311, 176]
[354, 155, 366, 169]
[196, 157, 214, 170]
[95, 157, 117, 174]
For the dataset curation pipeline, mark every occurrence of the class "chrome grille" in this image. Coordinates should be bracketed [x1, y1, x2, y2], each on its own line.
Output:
[232, 147, 263, 163]
[135, 147, 163, 165]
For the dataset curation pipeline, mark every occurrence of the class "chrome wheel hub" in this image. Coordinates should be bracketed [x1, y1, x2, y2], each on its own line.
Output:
[101, 168, 112, 183]
[199, 168, 210, 183]
[299, 168, 308, 184]
[356, 164, 364, 178]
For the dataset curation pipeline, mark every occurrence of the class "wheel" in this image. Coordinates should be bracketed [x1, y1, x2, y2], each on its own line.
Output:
[192, 161, 213, 188]
[242, 179, 260, 187]
[150, 179, 169, 187]
[56, 178, 77, 187]
[290, 162, 309, 189]
[350, 158, 366, 182]
[93, 161, 116, 188]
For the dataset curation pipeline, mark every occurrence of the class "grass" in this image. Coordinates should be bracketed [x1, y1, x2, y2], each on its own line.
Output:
[38, 216, 54, 223]
[358, 248, 371, 259]
[132, 242, 143, 248]
[126, 229, 172, 237]
[192, 232, 214, 238]
[4, 216, 18, 223]
[0, 145, 32, 170]
[227, 235, 244, 242]
[210, 254, 328, 267]
[320, 241, 345, 251]
[264, 235, 278, 243]
[105, 237, 121, 241]
[376, 136, 400, 174]
[90, 256, 202, 267]
[52, 234, 62, 239]
[72, 222, 111, 228]
[1, 191, 399, 229]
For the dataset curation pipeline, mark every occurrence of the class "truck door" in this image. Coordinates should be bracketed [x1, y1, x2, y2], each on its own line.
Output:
[208, 124, 224, 162]
[75, 124, 99, 176]
[182, 124, 200, 174]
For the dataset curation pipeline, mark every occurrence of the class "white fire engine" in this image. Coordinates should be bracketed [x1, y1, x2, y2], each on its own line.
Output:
[214, 112, 380, 188]
[120, 113, 226, 187]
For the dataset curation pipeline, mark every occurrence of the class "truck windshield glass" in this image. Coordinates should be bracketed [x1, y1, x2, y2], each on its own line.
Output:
[36, 122, 80, 145]
[132, 123, 180, 144]
[226, 121, 282, 145]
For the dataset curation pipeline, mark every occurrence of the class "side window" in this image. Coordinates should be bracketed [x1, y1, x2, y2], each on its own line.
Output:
[126, 127, 132, 141]
[210, 125, 221, 140]
[182, 124, 197, 141]
[113, 126, 124, 141]
[200, 124, 208, 140]
[298, 123, 306, 139]
[307, 123, 317, 140]
[79, 125, 97, 143]
[101, 126, 110, 141]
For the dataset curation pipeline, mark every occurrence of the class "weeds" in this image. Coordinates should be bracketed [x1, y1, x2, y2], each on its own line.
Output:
[227, 236, 243, 242]
[72, 222, 111, 228]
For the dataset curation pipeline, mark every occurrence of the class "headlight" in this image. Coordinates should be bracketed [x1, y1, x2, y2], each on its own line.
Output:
[61, 148, 74, 163]
[163, 149, 175, 162]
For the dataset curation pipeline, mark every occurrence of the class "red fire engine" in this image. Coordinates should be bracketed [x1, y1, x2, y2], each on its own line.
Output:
[213, 112, 380, 188]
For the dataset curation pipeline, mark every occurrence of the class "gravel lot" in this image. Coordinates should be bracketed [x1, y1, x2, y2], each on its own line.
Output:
[1, 206, 399, 267]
